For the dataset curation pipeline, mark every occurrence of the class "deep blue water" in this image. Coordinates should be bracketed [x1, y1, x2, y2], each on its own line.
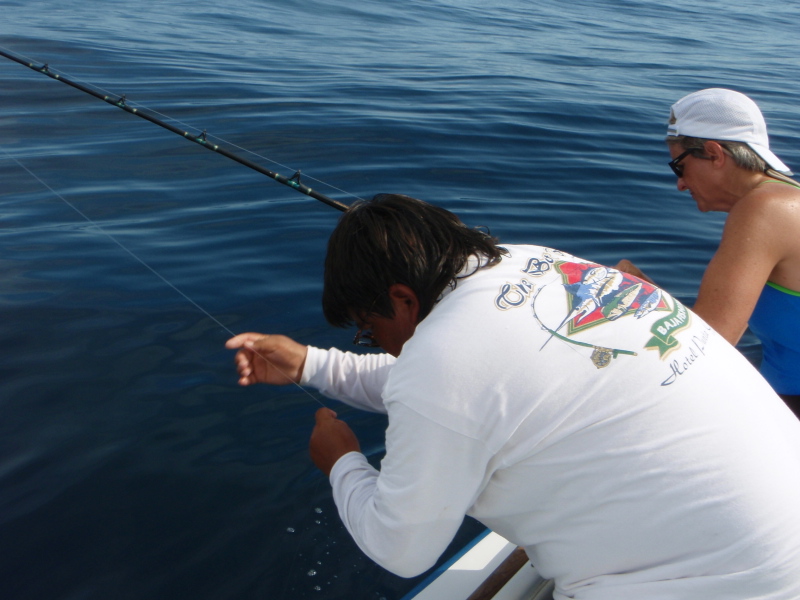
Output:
[1, 1, 799, 598]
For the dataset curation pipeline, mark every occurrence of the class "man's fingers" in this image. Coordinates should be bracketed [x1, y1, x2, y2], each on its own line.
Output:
[315, 407, 338, 423]
[225, 332, 264, 349]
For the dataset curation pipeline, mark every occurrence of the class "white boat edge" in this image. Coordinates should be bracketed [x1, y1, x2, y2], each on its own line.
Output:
[402, 530, 554, 600]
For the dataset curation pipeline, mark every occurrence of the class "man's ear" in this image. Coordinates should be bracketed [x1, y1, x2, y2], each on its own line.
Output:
[388, 283, 420, 325]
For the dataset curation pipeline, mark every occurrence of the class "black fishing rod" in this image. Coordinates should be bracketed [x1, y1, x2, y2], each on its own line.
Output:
[0, 47, 350, 212]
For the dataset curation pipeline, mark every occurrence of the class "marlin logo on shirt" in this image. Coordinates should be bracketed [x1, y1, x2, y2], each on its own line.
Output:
[553, 262, 669, 335]
[553, 261, 690, 359]
[494, 255, 686, 366]
[540, 266, 624, 348]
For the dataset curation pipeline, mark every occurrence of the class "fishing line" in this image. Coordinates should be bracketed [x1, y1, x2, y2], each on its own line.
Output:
[4, 45, 354, 580]
[2, 148, 328, 409]
[0, 45, 354, 212]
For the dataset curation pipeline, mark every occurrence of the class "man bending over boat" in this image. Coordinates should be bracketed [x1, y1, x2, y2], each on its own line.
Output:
[227, 193, 800, 599]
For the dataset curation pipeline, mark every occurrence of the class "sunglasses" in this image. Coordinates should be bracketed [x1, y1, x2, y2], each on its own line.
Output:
[668, 149, 696, 178]
[668, 148, 711, 178]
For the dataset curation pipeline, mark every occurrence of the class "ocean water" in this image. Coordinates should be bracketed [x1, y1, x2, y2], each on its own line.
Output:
[1, 1, 799, 598]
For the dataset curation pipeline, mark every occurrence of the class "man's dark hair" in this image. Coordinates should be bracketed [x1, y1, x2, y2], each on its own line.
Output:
[322, 193, 506, 327]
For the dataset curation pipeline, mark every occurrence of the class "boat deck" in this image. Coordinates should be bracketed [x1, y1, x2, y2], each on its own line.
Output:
[404, 531, 554, 600]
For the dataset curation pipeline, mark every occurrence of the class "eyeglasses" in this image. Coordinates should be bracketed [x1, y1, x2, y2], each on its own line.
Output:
[351, 292, 385, 348]
[668, 148, 712, 178]
[353, 328, 380, 347]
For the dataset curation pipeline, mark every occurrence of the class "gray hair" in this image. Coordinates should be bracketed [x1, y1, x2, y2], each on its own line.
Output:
[666, 130, 767, 173]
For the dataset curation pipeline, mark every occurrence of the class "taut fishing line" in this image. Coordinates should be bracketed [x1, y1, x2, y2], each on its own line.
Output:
[2, 46, 365, 586]
[2, 148, 328, 408]
[0, 45, 383, 408]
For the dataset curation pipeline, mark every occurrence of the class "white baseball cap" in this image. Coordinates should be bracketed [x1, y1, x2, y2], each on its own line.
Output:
[667, 88, 792, 175]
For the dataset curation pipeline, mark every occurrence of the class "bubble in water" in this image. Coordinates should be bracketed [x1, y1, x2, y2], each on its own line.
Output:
[286, 527, 295, 533]
[314, 507, 323, 514]
[308, 569, 317, 577]
[315, 520, 321, 524]
[313, 585, 322, 591]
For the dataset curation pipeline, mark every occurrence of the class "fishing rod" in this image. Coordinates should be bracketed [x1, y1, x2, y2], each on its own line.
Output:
[0, 47, 350, 213]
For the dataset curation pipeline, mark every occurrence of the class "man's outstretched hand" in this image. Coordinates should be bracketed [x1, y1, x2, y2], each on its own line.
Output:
[225, 333, 309, 386]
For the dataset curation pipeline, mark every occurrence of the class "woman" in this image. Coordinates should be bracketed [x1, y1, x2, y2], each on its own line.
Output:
[619, 88, 800, 413]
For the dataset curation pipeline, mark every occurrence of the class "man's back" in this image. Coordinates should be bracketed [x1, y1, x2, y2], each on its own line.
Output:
[383, 244, 800, 598]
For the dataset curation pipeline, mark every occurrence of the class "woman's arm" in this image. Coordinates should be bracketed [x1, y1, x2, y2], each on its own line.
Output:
[693, 194, 789, 345]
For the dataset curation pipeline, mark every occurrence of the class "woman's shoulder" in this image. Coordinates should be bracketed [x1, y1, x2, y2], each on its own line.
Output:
[719, 181, 800, 261]
[733, 179, 800, 222]
[725, 178, 800, 286]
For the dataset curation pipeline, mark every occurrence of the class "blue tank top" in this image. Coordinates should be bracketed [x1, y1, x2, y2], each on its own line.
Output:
[748, 282, 800, 395]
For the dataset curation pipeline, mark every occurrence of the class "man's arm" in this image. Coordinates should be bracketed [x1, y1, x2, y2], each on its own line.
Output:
[226, 334, 395, 413]
[302, 346, 395, 413]
[328, 402, 493, 578]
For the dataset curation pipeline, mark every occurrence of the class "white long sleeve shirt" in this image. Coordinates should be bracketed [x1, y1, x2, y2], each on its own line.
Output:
[301, 245, 800, 599]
